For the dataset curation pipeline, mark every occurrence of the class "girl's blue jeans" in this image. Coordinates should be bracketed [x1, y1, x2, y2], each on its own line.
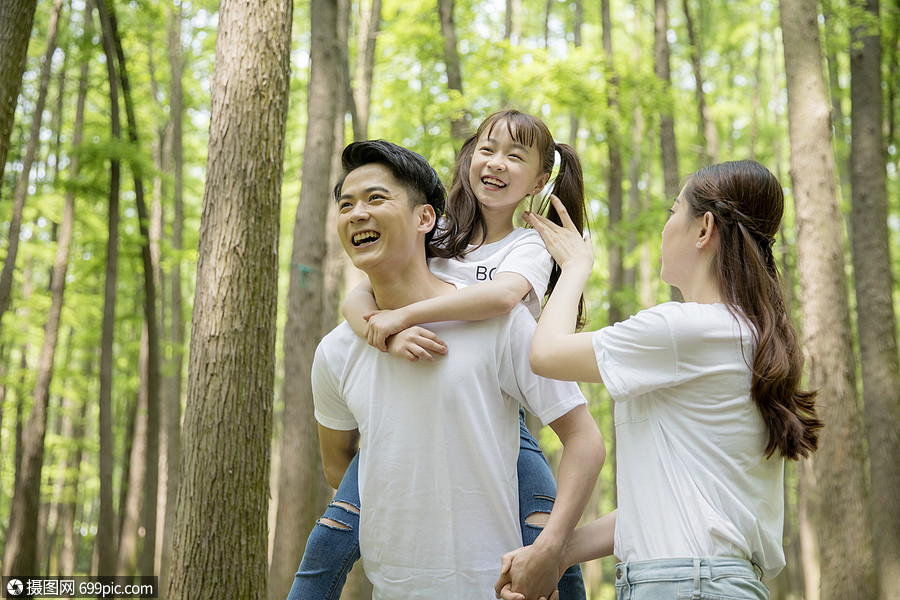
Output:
[286, 407, 587, 599]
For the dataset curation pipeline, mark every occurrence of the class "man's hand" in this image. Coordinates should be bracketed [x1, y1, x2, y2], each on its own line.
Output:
[494, 545, 562, 600]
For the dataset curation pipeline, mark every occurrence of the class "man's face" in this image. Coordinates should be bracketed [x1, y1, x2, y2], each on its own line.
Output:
[336, 163, 433, 274]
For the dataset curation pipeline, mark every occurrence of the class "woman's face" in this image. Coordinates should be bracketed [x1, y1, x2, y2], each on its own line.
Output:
[467, 122, 549, 216]
[660, 192, 701, 289]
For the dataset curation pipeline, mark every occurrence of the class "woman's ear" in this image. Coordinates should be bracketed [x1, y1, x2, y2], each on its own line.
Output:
[697, 211, 717, 249]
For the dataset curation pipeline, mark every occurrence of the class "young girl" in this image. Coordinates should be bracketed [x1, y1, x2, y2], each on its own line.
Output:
[287, 110, 592, 600]
[496, 160, 822, 600]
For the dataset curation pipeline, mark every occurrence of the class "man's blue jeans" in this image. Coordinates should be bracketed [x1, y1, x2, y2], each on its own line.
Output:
[286, 408, 586, 599]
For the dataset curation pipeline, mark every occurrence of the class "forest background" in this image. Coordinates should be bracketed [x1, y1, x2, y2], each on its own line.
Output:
[0, 0, 898, 598]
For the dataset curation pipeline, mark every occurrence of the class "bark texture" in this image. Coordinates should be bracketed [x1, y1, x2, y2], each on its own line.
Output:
[166, 0, 292, 596]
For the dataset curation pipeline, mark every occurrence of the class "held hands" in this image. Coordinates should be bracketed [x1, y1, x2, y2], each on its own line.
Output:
[493, 545, 563, 600]
[523, 194, 594, 274]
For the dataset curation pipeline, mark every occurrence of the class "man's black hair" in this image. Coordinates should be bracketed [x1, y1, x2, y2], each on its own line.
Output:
[332, 140, 446, 215]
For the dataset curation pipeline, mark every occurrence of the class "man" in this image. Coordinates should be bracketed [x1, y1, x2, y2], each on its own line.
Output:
[312, 140, 604, 599]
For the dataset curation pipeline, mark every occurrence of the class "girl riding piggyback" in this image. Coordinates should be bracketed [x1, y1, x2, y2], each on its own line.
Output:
[353, 109, 588, 357]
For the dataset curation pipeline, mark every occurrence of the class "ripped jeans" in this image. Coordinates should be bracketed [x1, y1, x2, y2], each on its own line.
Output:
[286, 407, 587, 599]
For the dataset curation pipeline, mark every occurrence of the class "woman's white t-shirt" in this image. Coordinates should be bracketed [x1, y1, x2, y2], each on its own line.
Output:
[592, 301, 786, 577]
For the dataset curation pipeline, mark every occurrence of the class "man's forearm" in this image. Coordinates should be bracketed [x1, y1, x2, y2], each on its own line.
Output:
[533, 419, 605, 554]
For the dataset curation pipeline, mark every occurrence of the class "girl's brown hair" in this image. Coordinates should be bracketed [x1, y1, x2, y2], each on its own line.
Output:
[683, 160, 822, 460]
[431, 110, 588, 326]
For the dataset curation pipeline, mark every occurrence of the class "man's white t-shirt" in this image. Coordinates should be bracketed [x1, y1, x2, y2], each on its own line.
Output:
[593, 302, 786, 577]
[429, 227, 553, 318]
[313, 304, 585, 599]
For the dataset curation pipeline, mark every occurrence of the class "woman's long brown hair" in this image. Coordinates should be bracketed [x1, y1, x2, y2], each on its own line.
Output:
[683, 160, 822, 460]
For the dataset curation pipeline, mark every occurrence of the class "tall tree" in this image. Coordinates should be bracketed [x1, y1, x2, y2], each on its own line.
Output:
[654, 0, 680, 199]
[0, 0, 37, 198]
[568, 0, 583, 149]
[166, 0, 293, 595]
[780, 0, 878, 598]
[0, 0, 61, 335]
[352, 0, 382, 140]
[438, 0, 467, 139]
[681, 0, 719, 163]
[95, 0, 123, 572]
[602, 0, 625, 326]
[105, 0, 162, 574]
[268, 0, 341, 597]
[653, 0, 683, 303]
[159, 0, 186, 589]
[1, 0, 66, 575]
[849, 0, 900, 596]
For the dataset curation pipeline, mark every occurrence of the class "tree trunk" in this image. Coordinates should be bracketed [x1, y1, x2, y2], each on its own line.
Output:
[602, 0, 625, 326]
[104, 0, 162, 574]
[0, 0, 37, 199]
[654, 0, 680, 199]
[0, 0, 62, 335]
[353, 0, 382, 140]
[654, 0, 682, 303]
[681, 0, 719, 163]
[267, 0, 340, 597]
[849, 1, 900, 596]
[166, 0, 292, 595]
[116, 328, 149, 577]
[568, 0, 583, 149]
[780, 1, 878, 598]
[797, 459, 820, 600]
[438, 0, 467, 139]
[0, 0, 65, 577]
[160, 0, 186, 590]
[823, 10, 851, 202]
[56, 6, 93, 573]
[94, 0, 123, 573]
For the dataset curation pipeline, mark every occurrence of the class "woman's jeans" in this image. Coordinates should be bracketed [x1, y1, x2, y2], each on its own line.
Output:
[286, 408, 587, 599]
[614, 558, 769, 600]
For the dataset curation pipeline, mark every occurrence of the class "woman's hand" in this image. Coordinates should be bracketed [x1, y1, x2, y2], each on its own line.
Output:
[523, 194, 594, 274]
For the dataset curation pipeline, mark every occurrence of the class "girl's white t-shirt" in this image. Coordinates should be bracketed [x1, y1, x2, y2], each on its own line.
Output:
[429, 227, 553, 318]
[592, 301, 786, 577]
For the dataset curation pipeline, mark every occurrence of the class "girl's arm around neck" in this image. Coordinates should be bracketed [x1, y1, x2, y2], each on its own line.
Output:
[341, 278, 377, 339]
[364, 272, 533, 350]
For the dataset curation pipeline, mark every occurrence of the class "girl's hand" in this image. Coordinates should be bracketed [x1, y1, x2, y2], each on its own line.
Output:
[523, 194, 594, 274]
[385, 327, 448, 362]
[364, 309, 411, 352]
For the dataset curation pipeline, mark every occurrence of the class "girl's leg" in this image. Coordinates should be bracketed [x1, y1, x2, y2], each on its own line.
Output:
[517, 407, 587, 600]
[286, 453, 362, 600]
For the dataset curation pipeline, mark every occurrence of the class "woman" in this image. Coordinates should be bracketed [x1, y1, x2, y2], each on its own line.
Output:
[497, 160, 822, 600]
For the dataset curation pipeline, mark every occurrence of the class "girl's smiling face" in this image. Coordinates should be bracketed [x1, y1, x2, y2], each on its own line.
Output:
[468, 121, 549, 216]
